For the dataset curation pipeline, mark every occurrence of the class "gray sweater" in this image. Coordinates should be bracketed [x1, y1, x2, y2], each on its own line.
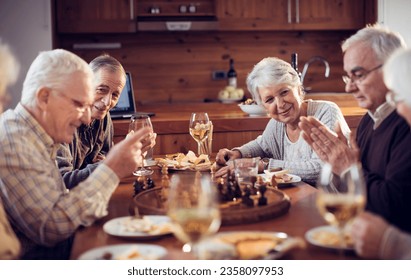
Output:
[238, 100, 350, 185]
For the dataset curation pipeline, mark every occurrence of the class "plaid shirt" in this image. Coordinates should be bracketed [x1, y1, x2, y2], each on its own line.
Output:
[0, 103, 119, 259]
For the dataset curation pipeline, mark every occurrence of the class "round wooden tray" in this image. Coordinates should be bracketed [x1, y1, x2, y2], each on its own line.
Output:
[132, 187, 291, 226]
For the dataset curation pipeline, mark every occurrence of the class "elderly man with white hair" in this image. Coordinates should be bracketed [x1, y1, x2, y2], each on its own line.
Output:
[350, 48, 411, 260]
[299, 24, 411, 234]
[0, 49, 149, 259]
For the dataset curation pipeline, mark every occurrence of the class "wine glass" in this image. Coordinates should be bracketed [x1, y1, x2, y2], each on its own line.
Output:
[128, 114, 154, 176]
[189, 112, 211, 156]
[167, 172, 221, 257]
[316, 163, 366, 250]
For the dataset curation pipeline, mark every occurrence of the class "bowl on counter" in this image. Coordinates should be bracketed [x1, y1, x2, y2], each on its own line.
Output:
[238, 104, 267, 116]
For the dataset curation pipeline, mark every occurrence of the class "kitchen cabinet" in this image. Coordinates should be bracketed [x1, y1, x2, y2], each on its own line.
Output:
[55, 0, 137, 33]
[136, 0, 215, 18]
[294, 0, 366, 30]
[136, 0, 217, 31]
[216, 0, 370, 31]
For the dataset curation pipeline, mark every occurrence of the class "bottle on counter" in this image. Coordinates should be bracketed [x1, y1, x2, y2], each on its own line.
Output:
[227, 58, 237, 88]
[291, 53, 302, 80]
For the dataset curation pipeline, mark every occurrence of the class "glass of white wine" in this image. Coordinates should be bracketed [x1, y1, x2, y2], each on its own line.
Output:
[316, 163, 366, 250]
[189, 112, 211, 156]
[128, 114, 154, 176]
[167, 172, 221, 257]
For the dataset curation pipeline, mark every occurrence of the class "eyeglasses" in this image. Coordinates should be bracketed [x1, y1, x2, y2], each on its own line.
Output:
[342, 64, 383, 85]
[55, 91, 93, 114]
[386, 91, 406, 105]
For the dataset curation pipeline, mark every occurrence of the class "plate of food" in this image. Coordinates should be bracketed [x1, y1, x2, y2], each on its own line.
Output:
[197, 231, 304, 260]
[305, 225, 354, 251]
[263, 170, 302, 187]
[156, 151, 212, 171]
[78, 244, 167, 260]
[103, 215, 173, 240]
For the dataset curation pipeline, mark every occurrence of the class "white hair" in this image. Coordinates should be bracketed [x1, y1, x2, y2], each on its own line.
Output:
[0, 40, 20, 97]
[342, 23, 407, 64]
[21, 49, 93, 108]
[246, 57, 302, 105]
[383, 48, 411, 107]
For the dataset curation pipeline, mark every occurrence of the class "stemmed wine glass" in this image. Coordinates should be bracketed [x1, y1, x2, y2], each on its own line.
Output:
[316, 163, 366, 250]
[167, 172, 221, 257]
[128, 114, 154, 176]
[189, 112, 211, 156]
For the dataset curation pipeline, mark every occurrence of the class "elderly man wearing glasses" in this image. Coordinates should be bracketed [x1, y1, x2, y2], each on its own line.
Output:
[0, 49, 150, 259]
[299, 24, 411, 234]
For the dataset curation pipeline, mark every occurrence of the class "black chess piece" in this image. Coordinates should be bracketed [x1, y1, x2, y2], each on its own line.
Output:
[258, 184, 268, 206]
[133, 179, 145, 196]
[241, 186, 254, 207]
[233, 178, 242, 198]
[217, 178, 226, 202]
[146, 177, 155, 189]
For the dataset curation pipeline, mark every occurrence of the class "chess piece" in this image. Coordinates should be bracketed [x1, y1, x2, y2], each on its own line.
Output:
[133, 177, 145, 196]
[256, 176, 268, 206]
[217, 177, 226, 202]
[233, 177, 242, 198]
[241, 186, 254, 207]
[146, 177, 155, 189]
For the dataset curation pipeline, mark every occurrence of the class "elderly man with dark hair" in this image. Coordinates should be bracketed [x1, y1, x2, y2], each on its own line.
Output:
[57, 54, 156, 189]
[299, 24, 411, 233]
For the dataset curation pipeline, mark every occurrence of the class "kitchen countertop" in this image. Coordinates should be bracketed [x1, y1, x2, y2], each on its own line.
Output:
[113, 93, 367, 136]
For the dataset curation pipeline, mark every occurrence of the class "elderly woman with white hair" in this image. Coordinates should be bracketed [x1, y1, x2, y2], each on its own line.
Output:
[215, 57, 350, 185]
[350, 48, 411, 260]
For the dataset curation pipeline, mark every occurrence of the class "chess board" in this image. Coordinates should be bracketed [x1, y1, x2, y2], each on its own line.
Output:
[133, 186, 291, 226]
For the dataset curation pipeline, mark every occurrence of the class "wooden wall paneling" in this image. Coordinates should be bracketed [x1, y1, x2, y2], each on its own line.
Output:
[57, 30, 354, 103]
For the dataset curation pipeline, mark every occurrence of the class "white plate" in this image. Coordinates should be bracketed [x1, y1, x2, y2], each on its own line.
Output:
[78, 244, 167, 260]
[219, 97, 243, 104]
[305, 225, 354, 251]
[261, 172, 302, 186]
[103, 216, 172, 240]
[197, 231, 304, 260]
[144, 159, 158, 167]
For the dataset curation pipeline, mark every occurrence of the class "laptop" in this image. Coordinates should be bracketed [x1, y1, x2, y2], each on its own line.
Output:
[110, 72, 155, 119]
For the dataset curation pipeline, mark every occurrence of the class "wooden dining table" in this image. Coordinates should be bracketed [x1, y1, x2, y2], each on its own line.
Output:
[70, 167, 358, 260]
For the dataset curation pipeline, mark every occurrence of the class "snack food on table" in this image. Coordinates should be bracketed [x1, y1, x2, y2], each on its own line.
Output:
[272, 173, 293, 184]
[121, 216, 172, 235]
[156, 151, 212, 170]
[241, 98, 257, 105]
[311, 230, 354, 248]
[217, 232, 283, 260]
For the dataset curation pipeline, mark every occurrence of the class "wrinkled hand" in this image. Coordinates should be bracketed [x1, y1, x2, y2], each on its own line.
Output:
[215, 148, 241, 165]
[299, 116, 357, 175]
[105, 127, 150, 179]
[93, 154, 106, 163]
[350, 212, 389, 259]
[214, 161, 234, 178]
